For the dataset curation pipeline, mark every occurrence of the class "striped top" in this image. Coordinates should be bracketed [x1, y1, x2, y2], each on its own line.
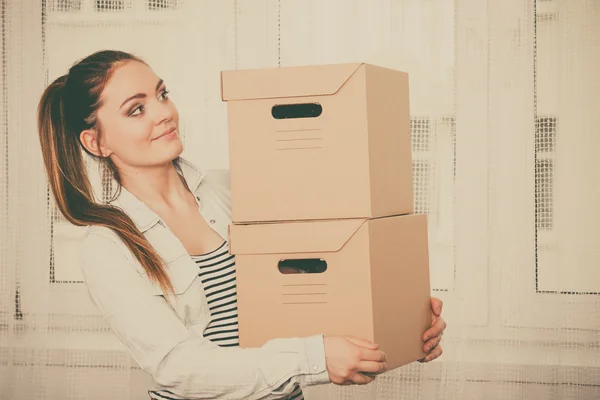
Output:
[195, 241, 240, 347]
[149, 241, 304, 400]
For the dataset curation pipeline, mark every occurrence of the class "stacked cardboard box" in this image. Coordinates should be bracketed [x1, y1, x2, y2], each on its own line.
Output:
[221, 63, 432, 370]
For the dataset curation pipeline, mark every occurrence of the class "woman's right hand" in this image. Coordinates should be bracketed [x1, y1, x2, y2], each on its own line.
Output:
[323, 336, 387, 385]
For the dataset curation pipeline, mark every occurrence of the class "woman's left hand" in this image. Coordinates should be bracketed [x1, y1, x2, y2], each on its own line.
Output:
[418, 297, 446, 363]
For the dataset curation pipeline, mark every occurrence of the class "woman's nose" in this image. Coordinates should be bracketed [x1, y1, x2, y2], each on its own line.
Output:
[153, 102, 174, 125]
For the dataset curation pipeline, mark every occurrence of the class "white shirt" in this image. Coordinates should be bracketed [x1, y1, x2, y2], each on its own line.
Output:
[79, 157, 330, 399]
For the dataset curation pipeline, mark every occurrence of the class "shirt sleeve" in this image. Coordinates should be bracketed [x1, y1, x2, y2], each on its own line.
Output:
[80, 229, 331, 400]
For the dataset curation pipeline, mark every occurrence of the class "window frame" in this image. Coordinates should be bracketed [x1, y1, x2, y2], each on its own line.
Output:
[499, 0, 600, 333]
[45, 0, 181, 26]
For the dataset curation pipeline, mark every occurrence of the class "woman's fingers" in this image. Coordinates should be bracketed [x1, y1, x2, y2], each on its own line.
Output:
[357, 360, 388, 374]
[350, 372, 376, 385]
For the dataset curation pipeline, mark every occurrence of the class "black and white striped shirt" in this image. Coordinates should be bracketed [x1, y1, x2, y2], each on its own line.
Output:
[194, 241, 239, 348]
[149, 241, 304, 400]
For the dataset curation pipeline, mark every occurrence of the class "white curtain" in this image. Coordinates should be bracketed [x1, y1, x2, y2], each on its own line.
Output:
[1, 0, 599, 399]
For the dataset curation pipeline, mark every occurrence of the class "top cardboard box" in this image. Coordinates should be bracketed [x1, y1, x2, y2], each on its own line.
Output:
[221, 63, 414, 223]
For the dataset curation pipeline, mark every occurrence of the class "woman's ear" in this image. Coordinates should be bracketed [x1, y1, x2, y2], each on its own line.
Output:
[79, 129, 112, 157]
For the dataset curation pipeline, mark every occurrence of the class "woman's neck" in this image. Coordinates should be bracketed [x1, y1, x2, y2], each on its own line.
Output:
[118, 160, 192, 211]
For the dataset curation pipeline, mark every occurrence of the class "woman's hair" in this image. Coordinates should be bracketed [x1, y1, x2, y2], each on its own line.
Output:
[37, 50, 176, 299]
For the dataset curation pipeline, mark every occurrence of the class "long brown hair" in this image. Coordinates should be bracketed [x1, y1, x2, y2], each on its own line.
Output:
[37, 50, 175, 299]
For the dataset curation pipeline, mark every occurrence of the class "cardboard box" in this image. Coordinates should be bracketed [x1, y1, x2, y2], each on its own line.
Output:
[229, 214, 431, 370]
[221, 63, 414, 223]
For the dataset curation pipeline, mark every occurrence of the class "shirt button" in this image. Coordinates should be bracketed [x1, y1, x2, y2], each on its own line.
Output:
[210, 219, 216, 224]
[312, 365, 318, 371]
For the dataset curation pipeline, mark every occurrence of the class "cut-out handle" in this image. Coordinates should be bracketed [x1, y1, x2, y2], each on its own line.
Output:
[278, 258, 327, 274]
[272, 103, 323, 119]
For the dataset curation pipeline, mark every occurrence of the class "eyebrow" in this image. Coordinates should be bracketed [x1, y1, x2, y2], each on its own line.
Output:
[119, 79, 164, 110]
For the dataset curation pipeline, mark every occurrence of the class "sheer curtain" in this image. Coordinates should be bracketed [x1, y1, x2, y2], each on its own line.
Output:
[1, 0, 599, 399]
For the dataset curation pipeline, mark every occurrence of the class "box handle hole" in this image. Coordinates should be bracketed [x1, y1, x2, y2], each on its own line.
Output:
[272, 103, 322, 119]
[278, 258, 327, 274]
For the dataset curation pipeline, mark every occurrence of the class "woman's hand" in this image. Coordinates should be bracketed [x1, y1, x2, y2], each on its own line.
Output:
[323, 336, 387, 385]
[418, 296, 446, 363]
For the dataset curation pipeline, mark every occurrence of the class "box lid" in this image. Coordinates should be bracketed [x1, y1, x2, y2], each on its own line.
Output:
[228, 218, 367, 255]
[221, 63, 364, 101]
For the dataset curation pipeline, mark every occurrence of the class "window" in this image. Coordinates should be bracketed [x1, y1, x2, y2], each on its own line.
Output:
[410, 115, 456, 292]
[45, 0, 181, 24]
[534, 158, 553, 230]
[535, 116, 556, 153]
[412, 160, 431, 215]
[95, 0, 127, 12]
[47, 0, 83, 12]
[534, 116, 556, 231]
[502, 0, 599, 332]
[411, 116, 432, 215]
[147, 0, 179, 11]
[411, 116, 431, 152]
[49, 157, 112, 284]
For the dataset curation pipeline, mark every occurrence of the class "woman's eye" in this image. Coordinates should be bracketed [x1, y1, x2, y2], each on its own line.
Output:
[128, 90, 169, 117]
[129, 105, 144, 116]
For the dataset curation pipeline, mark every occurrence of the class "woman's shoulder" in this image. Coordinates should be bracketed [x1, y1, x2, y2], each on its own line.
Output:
[81, 225, 131, 260]
[203, 168, 231, 189]
[177, 157, 230, 190]
[196, 169, 232, 211]
[84, 224, 120, 241]
[80, 225, 144, 274]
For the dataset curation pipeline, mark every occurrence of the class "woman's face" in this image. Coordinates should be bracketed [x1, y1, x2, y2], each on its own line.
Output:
[82, 60, 183, 170]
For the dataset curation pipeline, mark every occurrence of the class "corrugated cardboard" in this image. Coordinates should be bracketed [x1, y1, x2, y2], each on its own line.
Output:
[221, 63, 414, 223]
[229, 213, 431, 370]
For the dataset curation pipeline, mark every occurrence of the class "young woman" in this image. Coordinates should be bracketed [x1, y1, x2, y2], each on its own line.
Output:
[36, 50, 446, 400]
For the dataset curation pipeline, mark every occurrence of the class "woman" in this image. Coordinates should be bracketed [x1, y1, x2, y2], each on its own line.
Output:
[36, 50, 446, 400]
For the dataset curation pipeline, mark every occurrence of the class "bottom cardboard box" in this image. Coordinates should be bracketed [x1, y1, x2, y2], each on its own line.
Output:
[229, 213, 431, 370]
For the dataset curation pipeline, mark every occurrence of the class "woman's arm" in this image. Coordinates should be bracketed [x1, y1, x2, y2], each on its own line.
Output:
[80, 229, 330, 400]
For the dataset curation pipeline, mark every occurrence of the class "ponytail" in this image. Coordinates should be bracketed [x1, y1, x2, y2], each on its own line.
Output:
[37, 71, 176, 300]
